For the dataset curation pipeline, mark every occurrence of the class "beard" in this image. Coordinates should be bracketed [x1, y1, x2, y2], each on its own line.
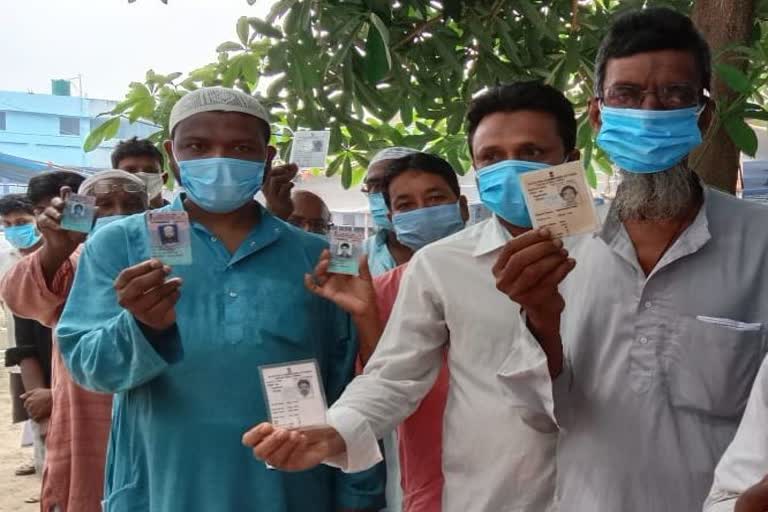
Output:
[612, 165, 702, 222]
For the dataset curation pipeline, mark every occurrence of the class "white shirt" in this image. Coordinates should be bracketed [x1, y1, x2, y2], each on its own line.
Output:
[326, 217, 558, 512]
[553, 187, 768, 512]
[704, 355, 768, 512]
[0, 245, 20, 348]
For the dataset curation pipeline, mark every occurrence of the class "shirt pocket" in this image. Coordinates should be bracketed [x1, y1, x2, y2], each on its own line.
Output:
[668, 315, 765, 418]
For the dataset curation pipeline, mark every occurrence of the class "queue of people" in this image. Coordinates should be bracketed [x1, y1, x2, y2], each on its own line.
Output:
[2, 6, 768, 512]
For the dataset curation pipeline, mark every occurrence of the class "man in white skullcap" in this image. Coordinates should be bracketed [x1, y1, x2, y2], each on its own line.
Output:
[362, 147, 418, 278]
[54, 87, 385, 512]
[0, 169, 148, 512]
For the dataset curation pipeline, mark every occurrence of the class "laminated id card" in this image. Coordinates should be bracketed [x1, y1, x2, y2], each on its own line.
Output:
[259, 359, 327, 429]
[520, 161, 600, 238]
[60, 194, 96, 233]
[146, 211, 192, 265]
[290, 130, 331, 170]
[328, 226, 363, 276]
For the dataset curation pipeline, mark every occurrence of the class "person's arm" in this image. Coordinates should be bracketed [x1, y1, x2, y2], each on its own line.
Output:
[9, 316, 51, 422]
[326, 308, 386, 512]
[704, 356, 768, 512]
[55, 223, 183, 394]
[245, 254, 448, 474]
[352, 311, 384, 368]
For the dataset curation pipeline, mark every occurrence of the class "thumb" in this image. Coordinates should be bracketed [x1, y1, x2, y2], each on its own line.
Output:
[20, 392, 29, 400]
[358, 255, 372, 282]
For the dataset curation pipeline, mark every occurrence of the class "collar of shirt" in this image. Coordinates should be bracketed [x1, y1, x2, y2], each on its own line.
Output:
[595, 186, 712, 277]
[472, 216, 513, 258]
[170, 194, 283, 266]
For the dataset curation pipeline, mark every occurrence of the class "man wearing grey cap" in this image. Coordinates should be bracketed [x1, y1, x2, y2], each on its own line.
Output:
[55, 87, 385, 512]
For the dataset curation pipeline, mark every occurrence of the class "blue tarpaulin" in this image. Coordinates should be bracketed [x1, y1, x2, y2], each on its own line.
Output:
[0, 152, 97, 185]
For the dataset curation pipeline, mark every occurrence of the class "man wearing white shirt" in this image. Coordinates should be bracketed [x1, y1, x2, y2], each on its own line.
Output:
[243, 81, 579, 512]
[494, 8, 768, 512]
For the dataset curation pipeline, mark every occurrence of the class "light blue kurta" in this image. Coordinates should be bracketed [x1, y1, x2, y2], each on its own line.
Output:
[56, 197, 385, 512]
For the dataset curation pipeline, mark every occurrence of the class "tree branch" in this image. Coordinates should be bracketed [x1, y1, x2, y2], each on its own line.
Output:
[393, 15, 442, 50]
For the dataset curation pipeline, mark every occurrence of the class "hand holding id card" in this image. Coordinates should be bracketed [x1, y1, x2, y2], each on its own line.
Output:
[328, 226, 363, 275]
[60, 194, 96, 233]
[259, 360, 327, 429]
[520, 161, 600, 238]
[146, 211, 192, 266]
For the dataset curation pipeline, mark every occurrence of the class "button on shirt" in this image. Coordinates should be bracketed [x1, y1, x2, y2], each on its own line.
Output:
[705, 355, 768, 512]
[327, 217, 558, 512]
[55, 198, 385, 512]
[553, 187, 768, 512]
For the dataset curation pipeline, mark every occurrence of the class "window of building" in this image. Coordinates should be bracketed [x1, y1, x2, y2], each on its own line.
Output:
[0, 112, 6, 131]
[59, 117, 80, 136]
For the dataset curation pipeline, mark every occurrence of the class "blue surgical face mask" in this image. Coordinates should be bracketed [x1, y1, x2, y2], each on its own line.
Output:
[392, 202, 465, 251]
[368, 192, 392, 230]
[596, 105, 703, 174]
[476, 159, 550, 227]
[177, 157, 265, 213]
[92, 215, 127, 232]
[4, 223, 41, 250]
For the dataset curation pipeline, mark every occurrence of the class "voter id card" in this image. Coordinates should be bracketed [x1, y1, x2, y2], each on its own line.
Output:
[60, 194, 96, 233]
[328, 226, 363, 275]
[259, 359, 327, 429]
[146, 211, 192, 266]
[290, 130, 331, 170]
[520, 161, 600, 238]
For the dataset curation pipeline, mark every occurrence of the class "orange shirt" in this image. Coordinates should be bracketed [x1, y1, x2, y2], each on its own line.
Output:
[1, 249, 111, 512]
[373, 264, 448, 512]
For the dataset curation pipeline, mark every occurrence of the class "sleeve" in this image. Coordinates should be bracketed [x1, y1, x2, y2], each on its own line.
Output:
[5, 316, 44, 367]
[0, 250, 76, 328]
[326, 253, 447, 473]
[55, 223, 183, 394]
[703, 355, 768, 512]
[324, 304, 386, 511]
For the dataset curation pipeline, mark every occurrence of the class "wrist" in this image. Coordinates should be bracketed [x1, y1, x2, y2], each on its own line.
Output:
[325, 428, 347, 458]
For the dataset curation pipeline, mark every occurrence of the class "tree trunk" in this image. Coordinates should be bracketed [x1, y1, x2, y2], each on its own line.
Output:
[691, 0, 755, 194]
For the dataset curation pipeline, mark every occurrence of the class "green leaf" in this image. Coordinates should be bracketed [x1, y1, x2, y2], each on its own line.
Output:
[400, 105, 413, 127]
[240, 54, 260, 84]
[166, 72, 182, 82]
[217, 41, 243, 53]
[744, 108, 768, 121]
[249, 17, 283, 39]
[84, 117, 121, 152]
[715, 63, 752, 94]
[363, 13, 391, 83]
[724, 115, 758, 156]
[341, 156, 353, 188]
[237, 16, 251, 46]
[516, 0, 558, 41]
[432, 37, 463, 74]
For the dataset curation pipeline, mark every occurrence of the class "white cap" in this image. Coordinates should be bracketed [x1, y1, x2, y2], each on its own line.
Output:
[169, 87, 271, 134]
[78, 169, 146, 195]
[368, 147, 419, 168]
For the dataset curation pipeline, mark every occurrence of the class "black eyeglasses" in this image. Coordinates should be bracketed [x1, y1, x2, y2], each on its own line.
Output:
[600, 83, 704, 110]
[287, 217, 334, 235]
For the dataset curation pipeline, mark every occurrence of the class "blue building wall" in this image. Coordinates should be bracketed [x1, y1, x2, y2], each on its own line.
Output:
[0, 90, 156, 170]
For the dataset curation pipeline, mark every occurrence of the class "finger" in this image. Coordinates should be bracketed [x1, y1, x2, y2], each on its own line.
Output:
[129, 279, 183, 313]
[497, 252, 570, 297]
[515, 261, 575, 306]
[142, 288, 181, 319]
[114, 259, 167, 290]
[266, 430, 305, 467]
[59, 186, 72, 200]
[20, 392, 29, 400]
[117, 269, 172, 303]
[278, 182, 295, 196]
[535, 258, 576, 289]
[254, 429, 298, 462]
[42, 205, 63, 224]
[242, 423, 276, 447]
[497, 240, 566, 283]
[492, 229, 553, 276]
[304, 273, 323, 296]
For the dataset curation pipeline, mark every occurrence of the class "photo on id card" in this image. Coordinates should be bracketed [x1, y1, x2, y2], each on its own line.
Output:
[146, 211, 192, 266]
[259, 359, 327, 429]
[60, 194, 96, 233]
[328, 226, 363, 275]
[519, 161, 600, 238]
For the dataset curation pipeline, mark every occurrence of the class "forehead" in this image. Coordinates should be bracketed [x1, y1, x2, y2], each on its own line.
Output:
[472, 110, 563, 154]
[174, 111, 269, 143]
[365, 161, 391, 182]
[388, 169, 455, 196]
[292, 193, 326, 218]
[603, 49, 699, 88]
[117, 155, 161, 168]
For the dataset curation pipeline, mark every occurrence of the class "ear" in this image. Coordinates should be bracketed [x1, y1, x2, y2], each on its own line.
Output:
[698, 97, 715, 137]
[566, 149, 581, 163]
[588, 97, 602, 132]
[459, 195, 470, 223]
[164, 140, 181, 183]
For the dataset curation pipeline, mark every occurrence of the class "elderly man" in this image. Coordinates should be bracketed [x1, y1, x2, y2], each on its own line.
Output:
[55, 87, 384, 512]
[287, 190, 332, 236]
[1, 170, 148, 512]
[492, 8, 768, 512]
